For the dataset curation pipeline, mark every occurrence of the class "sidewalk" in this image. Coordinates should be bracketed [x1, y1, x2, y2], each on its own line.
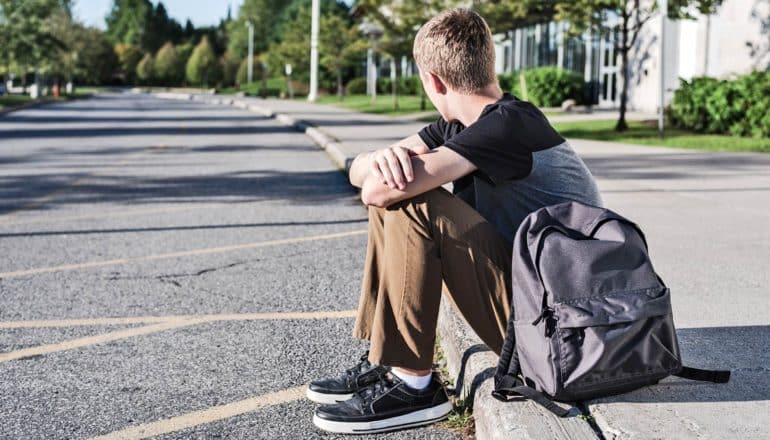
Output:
[155, 92, 770, 440]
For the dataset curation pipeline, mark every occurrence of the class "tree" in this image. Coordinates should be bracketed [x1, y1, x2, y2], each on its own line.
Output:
[357, 0, 457, 109]
[154, 41, 183, 85]
[547, 0, 723, 131]
[220, 51, 241, 87]
[186, 36, 221, 87]
[226, 0, 290, 59]
[0, 0, 71, 84]
[50, 14, 118, 85]
[106, 0, 183, 53]
[320, 14, 367, 97]
[136, 52, 154, 84]
[115, 43, 143, 84]
[471, 0, 556, 34]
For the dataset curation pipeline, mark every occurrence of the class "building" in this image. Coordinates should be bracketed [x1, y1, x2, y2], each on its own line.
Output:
[494, 0, 770, 111]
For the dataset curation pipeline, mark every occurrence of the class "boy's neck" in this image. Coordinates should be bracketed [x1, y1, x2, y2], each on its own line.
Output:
[450, 83, 504, 127]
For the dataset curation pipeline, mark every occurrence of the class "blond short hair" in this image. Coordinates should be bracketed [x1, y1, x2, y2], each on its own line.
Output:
[413, 8, 497, 94]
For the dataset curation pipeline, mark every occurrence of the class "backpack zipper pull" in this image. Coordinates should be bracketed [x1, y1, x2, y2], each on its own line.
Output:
[532, 307, 553, 326]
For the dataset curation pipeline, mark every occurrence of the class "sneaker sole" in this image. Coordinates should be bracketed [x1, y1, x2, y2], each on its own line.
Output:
[305, 388, 355, 404]
[312, 400, 453, 434]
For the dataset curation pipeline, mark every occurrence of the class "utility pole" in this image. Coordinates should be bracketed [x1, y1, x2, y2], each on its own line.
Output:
[308, 0, 320, 102]
[246, 21, 254, 85]
[658, 0, 667, 138]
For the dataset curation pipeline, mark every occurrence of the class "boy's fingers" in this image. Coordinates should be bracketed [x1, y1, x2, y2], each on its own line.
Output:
[383, 149, 406, 189]
[376, 156, 397, 189]
[370, 158, 385, 184]
[394, 147, 414, 182]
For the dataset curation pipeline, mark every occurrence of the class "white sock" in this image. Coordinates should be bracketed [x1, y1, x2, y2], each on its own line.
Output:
[391, 369, 432, 390]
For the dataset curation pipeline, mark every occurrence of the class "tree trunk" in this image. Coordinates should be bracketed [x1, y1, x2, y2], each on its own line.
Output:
[336, 68, 343, 100]
[615, 9, 630, 132]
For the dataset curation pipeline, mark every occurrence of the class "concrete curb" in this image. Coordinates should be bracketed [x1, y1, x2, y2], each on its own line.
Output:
[151, 91, 600, 440]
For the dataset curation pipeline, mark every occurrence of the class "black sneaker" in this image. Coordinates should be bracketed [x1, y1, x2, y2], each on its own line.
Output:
[306, 351, 390, 404]
[312, 371, 453, 434]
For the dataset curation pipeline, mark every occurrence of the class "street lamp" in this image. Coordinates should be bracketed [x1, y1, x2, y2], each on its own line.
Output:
[246, 21, 254, 85]
[658, 0, 667, 138]
[359, 20, 383, 103]
[308, 0, 320, 102]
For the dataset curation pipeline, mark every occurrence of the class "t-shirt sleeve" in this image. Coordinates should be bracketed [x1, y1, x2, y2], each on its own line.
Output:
[443, 104, 565, 185]
[417, 117, 448, 149]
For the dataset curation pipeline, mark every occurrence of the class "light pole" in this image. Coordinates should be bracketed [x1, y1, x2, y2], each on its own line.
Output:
[246, 21, 254, 85]
[658, 0, 667, 138]
[308, 0, 320, 102]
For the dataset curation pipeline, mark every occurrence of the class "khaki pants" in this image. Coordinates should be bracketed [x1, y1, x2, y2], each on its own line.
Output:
[353, 188, 512, 370]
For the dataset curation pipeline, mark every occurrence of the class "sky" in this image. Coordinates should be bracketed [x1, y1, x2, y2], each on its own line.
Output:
[73, 0, 244, 30]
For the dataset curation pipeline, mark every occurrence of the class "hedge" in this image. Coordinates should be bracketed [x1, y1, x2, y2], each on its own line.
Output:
[669, 71, 770, 138]
[512, 67, 585, 107]
[345, 77, 367, 95]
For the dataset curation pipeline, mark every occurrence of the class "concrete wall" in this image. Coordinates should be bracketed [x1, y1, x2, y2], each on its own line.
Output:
[629, 0, 769, 112]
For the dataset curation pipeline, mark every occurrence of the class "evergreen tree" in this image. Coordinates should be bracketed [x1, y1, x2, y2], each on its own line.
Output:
[136, 52, 154, 84]
[154, 41, 182, 85]
[186, 36, 221, 87]
[115, 43, 143, 84]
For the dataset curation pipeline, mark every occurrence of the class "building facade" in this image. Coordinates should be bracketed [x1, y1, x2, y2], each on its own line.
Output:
[494, 0, 769, 112]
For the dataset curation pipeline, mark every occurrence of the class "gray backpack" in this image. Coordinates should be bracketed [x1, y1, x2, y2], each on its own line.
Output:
[493, 202, 729, 417]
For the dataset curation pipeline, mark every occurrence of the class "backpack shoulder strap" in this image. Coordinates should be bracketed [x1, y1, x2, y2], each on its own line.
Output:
[492, 376, 572, 418]
[676, 366, 731, 383]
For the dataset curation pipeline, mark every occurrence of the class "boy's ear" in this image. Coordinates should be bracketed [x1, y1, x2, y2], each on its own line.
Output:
[427, 72, 447, 95]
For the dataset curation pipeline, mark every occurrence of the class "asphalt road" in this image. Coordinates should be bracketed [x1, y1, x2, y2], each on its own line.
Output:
[0, 93, 460, 439]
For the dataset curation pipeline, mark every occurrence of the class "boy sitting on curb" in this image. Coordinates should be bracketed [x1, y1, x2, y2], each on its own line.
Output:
[308, 8, 603, 434]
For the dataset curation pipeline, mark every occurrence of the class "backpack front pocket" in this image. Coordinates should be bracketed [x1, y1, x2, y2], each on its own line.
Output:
[551, 288, 682, 400]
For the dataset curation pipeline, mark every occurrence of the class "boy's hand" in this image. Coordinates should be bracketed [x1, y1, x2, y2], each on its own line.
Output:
[370, 145, 431, 190]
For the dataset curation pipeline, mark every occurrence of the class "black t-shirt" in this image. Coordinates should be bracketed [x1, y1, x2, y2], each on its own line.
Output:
[416, 93, 602, 244]
[418, 93, 565, 193]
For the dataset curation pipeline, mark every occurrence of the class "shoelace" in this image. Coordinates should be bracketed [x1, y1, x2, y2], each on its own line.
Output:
[344, 351, 371, 377]
[355, 371, 396, 404]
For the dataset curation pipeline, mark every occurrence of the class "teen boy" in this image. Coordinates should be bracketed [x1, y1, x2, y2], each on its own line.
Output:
[308, 8, 603, 434]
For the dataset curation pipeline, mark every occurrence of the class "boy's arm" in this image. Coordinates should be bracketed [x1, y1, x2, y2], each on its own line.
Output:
[360, 146, 477, 208]
[349, 134, 430, 189]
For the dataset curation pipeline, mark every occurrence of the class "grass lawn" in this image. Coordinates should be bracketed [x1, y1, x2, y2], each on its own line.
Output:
[312, 94, 436, 116]
[0, 94, 33, 110]
[0, 89, 98, 111]
[552, 119, 770, 153]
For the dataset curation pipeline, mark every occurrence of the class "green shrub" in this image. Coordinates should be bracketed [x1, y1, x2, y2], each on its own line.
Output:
[346, 77, 367, 94]
[376, 75, 421, 95]
[513, 67, 585, 107]
[670, 71, 770, 138]
[497, 73, 517, 93]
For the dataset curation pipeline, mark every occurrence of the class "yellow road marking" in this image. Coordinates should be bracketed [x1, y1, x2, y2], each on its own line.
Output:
[90, 385, 306, 440]
[0, 309, 358, 329]
[0, 310, 357, 362]
[0, 319, 204, 363]
[0, 229, 367, 279]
